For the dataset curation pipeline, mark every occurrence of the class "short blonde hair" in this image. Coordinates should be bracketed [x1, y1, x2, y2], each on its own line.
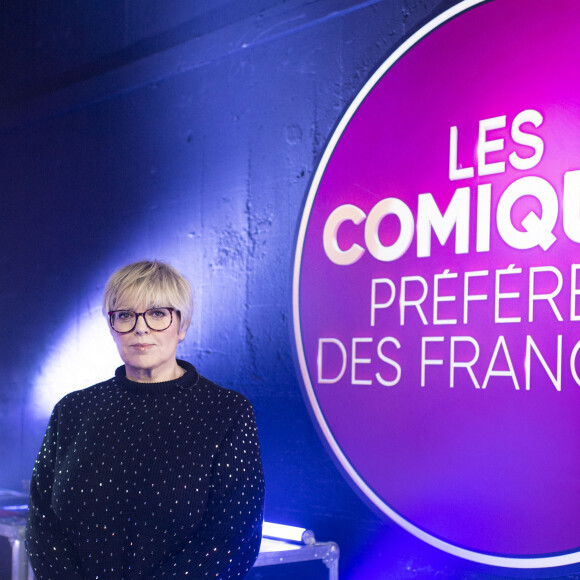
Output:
[103, 260, 193, 334]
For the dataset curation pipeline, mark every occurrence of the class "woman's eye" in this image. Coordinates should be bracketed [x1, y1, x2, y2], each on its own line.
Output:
[150, 309, 167, 318]
[117, 311, 134, 321]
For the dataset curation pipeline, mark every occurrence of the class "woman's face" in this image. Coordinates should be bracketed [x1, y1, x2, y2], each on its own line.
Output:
[109, 300, 186, 383]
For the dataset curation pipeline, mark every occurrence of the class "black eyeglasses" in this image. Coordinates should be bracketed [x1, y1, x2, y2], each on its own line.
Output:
[108, 307, 176, 334]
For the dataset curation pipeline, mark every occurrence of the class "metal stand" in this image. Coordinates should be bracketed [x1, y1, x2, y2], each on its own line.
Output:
[0, 516, 32, 580]
[254, 537, 339, 579]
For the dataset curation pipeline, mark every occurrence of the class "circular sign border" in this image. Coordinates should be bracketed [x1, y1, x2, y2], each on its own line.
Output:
[291, 0, 580, 569]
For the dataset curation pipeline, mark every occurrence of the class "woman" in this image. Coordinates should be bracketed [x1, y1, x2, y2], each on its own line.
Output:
[26, 260, 265, 579]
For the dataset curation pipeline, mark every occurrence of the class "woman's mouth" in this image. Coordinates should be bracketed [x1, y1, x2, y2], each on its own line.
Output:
[131, 343, 155, 352]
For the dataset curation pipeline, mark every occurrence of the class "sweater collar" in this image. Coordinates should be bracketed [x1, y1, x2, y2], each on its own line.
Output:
[115, 359, 200, 394]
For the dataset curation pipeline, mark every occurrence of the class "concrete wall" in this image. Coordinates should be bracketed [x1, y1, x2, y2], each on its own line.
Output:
[0, 1, 531, 578]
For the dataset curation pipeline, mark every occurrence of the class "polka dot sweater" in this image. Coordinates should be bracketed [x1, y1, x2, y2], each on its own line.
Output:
[25, 360, 265, 579]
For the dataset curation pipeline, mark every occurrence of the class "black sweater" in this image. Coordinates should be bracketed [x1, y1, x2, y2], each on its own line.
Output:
[26, 361, 265, 579]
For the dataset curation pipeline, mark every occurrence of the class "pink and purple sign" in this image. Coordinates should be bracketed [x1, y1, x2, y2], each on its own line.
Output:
[293, 0, 580, 569]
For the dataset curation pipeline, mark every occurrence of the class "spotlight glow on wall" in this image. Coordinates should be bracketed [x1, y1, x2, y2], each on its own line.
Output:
[30, 301, 121, 419]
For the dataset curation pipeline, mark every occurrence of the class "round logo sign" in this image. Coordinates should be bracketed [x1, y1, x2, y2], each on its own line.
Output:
[293, 0, 580, 569]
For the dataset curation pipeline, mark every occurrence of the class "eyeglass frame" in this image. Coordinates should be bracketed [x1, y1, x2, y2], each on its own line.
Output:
[108, 307, 178, 334]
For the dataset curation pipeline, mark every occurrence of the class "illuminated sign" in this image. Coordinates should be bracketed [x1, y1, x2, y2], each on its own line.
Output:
[292, 0, 580, 568]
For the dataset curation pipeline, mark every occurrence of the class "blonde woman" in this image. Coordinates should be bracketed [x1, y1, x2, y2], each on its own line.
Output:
[26, 260, 265, 579]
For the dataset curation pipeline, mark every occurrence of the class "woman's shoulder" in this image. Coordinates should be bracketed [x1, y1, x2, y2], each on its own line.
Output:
[195, 373, 255, 413]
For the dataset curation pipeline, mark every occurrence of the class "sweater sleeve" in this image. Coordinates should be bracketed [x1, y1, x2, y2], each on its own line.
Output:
[148, 398, 265, 579]
[25, 405, 85, 579]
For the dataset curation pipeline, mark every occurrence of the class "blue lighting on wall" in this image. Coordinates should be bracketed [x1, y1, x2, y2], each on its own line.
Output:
[5, 2, 563, 578]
